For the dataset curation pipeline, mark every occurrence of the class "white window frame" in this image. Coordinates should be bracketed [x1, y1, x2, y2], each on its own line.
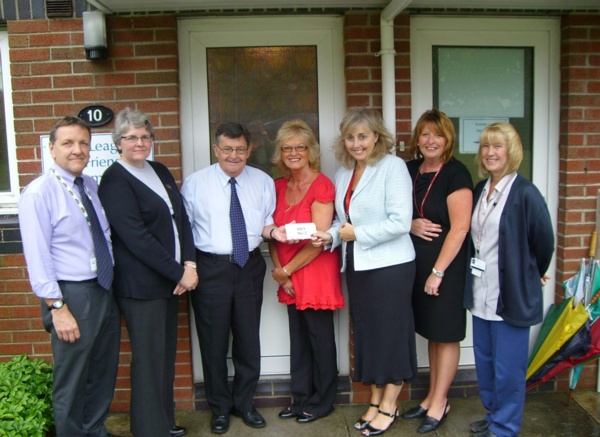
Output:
[0, 31, 19, 214]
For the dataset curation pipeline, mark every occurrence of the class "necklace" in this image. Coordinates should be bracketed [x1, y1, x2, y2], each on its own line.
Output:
[413, 162, 443, 218]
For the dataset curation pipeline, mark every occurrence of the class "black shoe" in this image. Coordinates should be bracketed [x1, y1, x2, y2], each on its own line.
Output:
[232, 409, 266, 428]
[354, 403, 380, 430]
[470, 419, 490, 433]
[361, 409, 398, 436]
[416, 402, 449, 434]
[170, 425, 187, 437]
[210, 415, 229, 434]
[278, 406, 297, 419]
[296, 407, 334, 424]
[402, 405, 428, 420]
[472, 430, 498, 437]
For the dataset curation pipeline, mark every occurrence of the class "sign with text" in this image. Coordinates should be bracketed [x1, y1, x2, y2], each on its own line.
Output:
[459, 118, 509, 154]
[41, 134, 154, 184]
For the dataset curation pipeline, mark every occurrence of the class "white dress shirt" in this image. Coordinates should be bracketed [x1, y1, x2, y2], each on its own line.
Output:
[181, 163, 275, 253]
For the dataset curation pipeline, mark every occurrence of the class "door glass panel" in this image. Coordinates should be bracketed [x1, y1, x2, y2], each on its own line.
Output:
[433, 46, 534, 182]
[207, 46, 319, 178]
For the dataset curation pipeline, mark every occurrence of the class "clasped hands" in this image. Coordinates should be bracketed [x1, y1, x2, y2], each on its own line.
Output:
[173, 265, 198, 295]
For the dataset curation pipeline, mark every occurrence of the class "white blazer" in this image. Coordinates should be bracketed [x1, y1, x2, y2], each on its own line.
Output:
[328, 154, 415, 272]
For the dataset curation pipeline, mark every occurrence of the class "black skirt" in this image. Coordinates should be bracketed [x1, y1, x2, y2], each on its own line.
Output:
[346, 242, 418, 386]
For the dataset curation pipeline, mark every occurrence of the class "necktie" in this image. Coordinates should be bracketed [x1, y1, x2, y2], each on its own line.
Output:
[74, 177, 113, 290]
[229, 178, 249, 267]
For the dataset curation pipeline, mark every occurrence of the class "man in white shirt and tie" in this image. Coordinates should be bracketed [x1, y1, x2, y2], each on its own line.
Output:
[181, 122, 288, 434]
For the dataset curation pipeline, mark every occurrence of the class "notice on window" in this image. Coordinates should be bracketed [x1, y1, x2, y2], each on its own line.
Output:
[459, 118, 509, 154]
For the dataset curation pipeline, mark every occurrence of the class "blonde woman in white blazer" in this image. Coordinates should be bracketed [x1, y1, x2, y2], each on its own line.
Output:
[313, 108, 416, 437]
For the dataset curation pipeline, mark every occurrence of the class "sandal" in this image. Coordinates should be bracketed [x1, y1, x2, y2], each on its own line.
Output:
[354, 403, 380, 430]
[361, 409, 398, 436]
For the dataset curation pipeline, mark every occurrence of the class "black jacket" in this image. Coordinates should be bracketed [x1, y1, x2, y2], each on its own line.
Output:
[98, 160, 195, 299]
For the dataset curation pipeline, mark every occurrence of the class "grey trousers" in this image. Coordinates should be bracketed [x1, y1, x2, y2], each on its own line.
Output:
[42, 280, 121, 437]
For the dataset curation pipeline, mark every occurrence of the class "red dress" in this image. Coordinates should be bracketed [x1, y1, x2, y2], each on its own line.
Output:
[273, 173, 344, 310]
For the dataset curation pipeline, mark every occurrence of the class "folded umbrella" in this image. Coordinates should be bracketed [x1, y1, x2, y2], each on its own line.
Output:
[526, 296, 589, 381]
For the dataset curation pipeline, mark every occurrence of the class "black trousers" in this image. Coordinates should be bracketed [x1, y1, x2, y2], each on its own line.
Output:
[287, 305, 338, 417]
[191, 252, 266, 415]
[42, 280, 121, 437]
[117, 295, 179, 437]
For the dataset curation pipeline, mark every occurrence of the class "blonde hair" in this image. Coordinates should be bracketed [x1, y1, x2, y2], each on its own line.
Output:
[476, 122, 523, 179]
[334, 108, 395, 169]
[271, 120, 320, 177]
[409, 109, 456, 163]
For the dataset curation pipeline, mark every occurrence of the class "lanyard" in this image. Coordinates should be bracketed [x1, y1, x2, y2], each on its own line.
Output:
[413, 163, 443, 218]
[344, 170, 355, 223]
[474, 173, 517, 255]
[51, 168, 93, 228]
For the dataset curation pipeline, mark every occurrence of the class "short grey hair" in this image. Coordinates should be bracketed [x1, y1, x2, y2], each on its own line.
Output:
[112, 107, 155, 145]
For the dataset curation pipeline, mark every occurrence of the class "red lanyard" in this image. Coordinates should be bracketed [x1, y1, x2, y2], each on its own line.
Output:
[345, 170, 356, 222]
[413, 163, 443, 218]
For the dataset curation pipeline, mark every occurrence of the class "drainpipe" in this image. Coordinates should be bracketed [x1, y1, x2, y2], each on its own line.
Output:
[378, 0, 412, 144]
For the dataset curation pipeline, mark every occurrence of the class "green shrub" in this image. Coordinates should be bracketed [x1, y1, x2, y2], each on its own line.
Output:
[0, 355, 54, 437]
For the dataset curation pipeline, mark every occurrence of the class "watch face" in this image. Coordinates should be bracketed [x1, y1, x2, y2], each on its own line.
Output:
[52, 300, 64, 309]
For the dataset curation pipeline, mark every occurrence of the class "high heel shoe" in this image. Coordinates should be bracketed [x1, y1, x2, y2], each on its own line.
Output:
[416, 401, 449, 434]
[354, 403, 380, 430]
[402, 404, 428, 419]
[361, 409, 398, 436]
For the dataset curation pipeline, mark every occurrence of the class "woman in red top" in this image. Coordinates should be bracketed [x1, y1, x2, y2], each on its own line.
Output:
[269, 119, 345, 424]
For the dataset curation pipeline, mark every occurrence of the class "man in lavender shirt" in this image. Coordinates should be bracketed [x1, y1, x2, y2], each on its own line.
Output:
[18, 116, 121, 437]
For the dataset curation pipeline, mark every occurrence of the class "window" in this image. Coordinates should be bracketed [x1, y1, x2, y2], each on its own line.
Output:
[0, 31, 18, 213]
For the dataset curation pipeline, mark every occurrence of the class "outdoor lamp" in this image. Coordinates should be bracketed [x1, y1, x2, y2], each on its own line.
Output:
[83, 11, 108, 60]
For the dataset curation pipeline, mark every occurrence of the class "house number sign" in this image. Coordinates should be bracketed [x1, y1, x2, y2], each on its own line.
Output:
[78, 105, 114, 127]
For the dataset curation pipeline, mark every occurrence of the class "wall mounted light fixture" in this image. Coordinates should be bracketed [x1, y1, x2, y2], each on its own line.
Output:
[83, 11, 108, 60]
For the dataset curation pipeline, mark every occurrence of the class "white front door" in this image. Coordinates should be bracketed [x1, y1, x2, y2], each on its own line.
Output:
[410, 16, 560, 367]
[178, 16, 348, 381]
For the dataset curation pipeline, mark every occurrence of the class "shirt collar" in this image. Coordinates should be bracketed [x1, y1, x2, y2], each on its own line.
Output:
[52, 163, 78, 187]
[214, 163, 248, 189]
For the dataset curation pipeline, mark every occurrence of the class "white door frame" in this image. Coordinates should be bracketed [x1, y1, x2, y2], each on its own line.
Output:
[410, 16, 560, 366]
[177, 16, 348, 381]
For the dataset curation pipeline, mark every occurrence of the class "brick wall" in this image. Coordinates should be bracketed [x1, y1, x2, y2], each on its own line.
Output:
[555, 13, 600, 392]
[3, 14, 194, 411]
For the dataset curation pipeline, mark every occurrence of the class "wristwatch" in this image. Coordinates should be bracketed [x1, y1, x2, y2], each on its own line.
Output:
[48, 299, 65, 311]
[432, 267, 444, 278]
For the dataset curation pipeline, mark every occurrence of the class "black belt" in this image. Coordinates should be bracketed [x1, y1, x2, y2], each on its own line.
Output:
[58, 278, 98, 285]
[196, 247, 261, 262]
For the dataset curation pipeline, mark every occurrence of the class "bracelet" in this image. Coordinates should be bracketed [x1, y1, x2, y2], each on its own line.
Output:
[269, 227, 276, 239]
[283, 267, 291, 276]
[184, 263, 197, 269]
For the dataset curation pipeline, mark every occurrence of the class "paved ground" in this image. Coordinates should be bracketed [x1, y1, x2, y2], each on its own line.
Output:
[106, 389, 600, 436]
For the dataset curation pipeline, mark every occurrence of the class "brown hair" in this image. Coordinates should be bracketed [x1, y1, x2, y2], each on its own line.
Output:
[409, 108, 456, 163]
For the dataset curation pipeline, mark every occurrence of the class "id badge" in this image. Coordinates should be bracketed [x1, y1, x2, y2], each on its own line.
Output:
[470, 257, 486, 277]
[90, 257, 98, 272]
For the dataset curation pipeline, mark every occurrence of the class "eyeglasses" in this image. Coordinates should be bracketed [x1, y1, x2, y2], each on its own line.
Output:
[281, 145, 308, 153]
[216, 145, 249, 155]
[121, 135, 153, 144]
